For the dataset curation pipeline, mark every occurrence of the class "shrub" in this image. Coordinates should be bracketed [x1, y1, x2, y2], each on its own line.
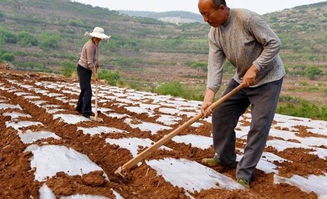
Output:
[61, 60, 75, 77]
[39, 32, 61, 49]
[17, 61, 50, 72]
[277, 96, 327, 120]
[153, 81, 204, 100]
[0, 27, 18, 44]
[154, 81, 185, 97]
[0, 52, 15, 62]
[98, 69, 121, 86]
[110, 57, 140, 67]
[306, 66, 323, 80]
[0, 12, 4, 21]
[18, 32, 38, 46]
[192, 62, 207, 71]
[68, 19, 85, 27]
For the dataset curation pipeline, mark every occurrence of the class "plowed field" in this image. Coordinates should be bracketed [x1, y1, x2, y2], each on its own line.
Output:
[0, 69, 326, 199]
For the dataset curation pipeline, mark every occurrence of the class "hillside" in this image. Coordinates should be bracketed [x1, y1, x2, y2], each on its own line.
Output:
[119, 10, 204, 24]
[0, 69, 326, 198]
[265, 1, 327, 74]
[0, 0, 326, 105]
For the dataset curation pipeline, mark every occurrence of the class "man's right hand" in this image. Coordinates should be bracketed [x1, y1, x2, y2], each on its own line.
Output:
[243, 65, 258, 87]
[201, 88, 216, 118]
[201, 101, 213, 117]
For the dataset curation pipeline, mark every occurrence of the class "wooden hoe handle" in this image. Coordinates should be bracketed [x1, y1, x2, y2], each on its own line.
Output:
[115, 83, 246, 176]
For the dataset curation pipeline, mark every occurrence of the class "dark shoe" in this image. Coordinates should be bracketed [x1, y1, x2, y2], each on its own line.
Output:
[76, 108, 82, 114]
[82, 112, 94, 117]
[201, 158, 237, 168]
[237, 178, 250, 189]
[83, 114, 90, 119]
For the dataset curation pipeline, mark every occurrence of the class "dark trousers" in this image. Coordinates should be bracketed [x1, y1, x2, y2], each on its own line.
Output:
[76, 65, 92, 116]
[212, 78, 283, 182]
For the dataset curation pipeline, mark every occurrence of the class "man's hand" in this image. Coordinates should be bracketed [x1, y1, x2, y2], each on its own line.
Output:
[243, 65, 258, 87]
[201, 88, 216, 118]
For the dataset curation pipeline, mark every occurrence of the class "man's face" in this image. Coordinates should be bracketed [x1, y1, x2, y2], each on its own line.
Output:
[198, 0, 227, 27]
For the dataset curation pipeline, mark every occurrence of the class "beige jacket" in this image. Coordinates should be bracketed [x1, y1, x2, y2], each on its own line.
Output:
[78, 40, 99, 70]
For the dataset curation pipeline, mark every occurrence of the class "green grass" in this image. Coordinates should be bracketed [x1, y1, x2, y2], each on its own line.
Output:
[153, 81, 204, 101]
[98, 69, 121, 86]
[61, 60, 75, 77]
[277, 95, 327, 120]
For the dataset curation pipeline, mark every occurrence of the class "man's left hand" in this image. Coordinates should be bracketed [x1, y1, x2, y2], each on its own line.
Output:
[243, 65, 258, 87]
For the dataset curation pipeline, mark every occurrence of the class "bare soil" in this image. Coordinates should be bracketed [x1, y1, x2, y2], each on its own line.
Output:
[0, 69, 325, 199]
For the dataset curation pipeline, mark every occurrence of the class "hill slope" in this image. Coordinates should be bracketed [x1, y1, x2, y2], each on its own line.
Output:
[0, 0, 326, 84]
[0, 69, 326, 198]
[119, 10, 204, 24]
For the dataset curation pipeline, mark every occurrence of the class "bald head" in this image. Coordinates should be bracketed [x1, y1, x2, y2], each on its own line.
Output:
[198, 0, 229, 27]
[198, 0, 226, 9]
[213, 0, 226, 7]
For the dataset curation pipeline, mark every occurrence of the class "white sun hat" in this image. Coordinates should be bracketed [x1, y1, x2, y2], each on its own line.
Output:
[84, 27, 111, 40]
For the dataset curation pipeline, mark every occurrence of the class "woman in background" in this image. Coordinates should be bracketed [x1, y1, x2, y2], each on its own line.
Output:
[76, 27, 110, 118]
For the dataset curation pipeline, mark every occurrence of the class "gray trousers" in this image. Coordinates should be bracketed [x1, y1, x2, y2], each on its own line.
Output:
[212, 78, 283, 182]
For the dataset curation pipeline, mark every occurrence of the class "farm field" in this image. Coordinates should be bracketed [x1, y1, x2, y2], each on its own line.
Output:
[0, 69, 326, 199]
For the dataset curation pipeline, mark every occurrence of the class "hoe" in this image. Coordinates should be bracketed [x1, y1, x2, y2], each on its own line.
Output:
[115, 83, 246, 177]
[90, 70, 103, 122]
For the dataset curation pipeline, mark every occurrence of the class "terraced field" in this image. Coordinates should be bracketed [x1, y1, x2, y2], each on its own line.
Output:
[0, 69, 326, 199]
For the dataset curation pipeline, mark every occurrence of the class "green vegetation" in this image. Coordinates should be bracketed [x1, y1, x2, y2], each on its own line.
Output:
[104, 36, 140, 52]
[98, 69, 121, 86]
[306, 66, 323, 80]
[61, 60, 75, 77]
[0, 12, 4, 21]
[18, 32, 38, 47]
[277, 95, 327, 120]
[0, 50, 15, 62]
[16, 61, 51, 72]
[0, 0, 326, 75]
[185, 61, 207, 72]
[67, 18, 86, 27]
[39, 32, 61, 50]
[0, 27, 18, 44]
[0, 0, 326, 121]
[154, 81, 204, 101]
[0, 27, 38, 47]
[109, 57, 143, 68]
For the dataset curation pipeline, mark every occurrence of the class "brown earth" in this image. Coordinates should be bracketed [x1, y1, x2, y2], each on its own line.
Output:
[0, 69, 325, 199]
